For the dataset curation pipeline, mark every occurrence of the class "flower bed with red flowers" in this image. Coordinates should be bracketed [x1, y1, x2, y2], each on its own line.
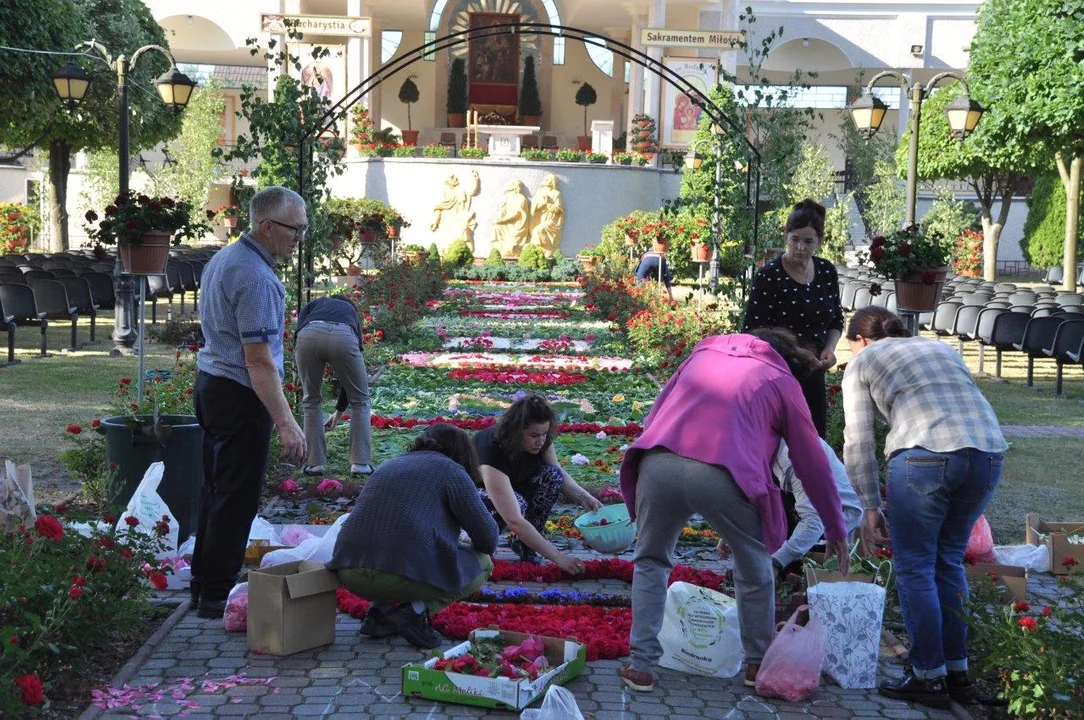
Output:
[336, 559, 731, 660]
[0, 507, 172, 714]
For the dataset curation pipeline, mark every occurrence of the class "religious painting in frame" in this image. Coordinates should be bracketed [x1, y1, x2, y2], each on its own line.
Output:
[287, 43, 347, 106]
[468, 12, 520, 108]
[660, 57, 719, 148]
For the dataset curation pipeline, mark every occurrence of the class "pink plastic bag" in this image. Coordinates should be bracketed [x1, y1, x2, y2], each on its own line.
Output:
[222, 582, 248, 633]
[965, 514, 995, 564]
[755, 605, 826, 702]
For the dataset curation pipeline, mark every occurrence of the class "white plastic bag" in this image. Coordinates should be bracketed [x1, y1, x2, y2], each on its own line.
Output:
[0, 459, 35, 531]
[117, 462, 179, 554]
[994, 544, 1051, 573]
[223, 582, 248, 632]
[807, 580, 885, 689]
[260, 536, 322, 567]
[658, 581, 743, 678]
[520, 685, 584, 720]
[247, 516, 282, 546]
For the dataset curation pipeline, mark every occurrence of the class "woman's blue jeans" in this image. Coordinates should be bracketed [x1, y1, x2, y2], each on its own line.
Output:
[886, 447, 1002, 679]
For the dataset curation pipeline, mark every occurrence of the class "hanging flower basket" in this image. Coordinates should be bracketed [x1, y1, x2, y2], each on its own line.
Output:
[119, 231, 172, 274]
[691, 243, 711, 263]
[386, 224, 400, 239]
[358, 228, 379, 245]
[894, 267, 950, 312]
[624, 234, 638, 246]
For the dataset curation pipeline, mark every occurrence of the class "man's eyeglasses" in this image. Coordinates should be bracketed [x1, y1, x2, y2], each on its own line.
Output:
[268, 219, 308, 237]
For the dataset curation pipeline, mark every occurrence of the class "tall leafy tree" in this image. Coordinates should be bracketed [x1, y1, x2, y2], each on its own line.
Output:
[967, 0, 1084, 289]
[894, 81, 1032, 281]
[0, 0, 181, 250]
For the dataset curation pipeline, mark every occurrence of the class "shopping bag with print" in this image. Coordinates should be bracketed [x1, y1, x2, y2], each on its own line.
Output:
[806, 580, 885, 689]
[658, 581, 743, 678]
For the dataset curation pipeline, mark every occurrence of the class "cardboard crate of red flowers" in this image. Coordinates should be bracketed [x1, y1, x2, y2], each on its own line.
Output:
[401, 627, 586, 711]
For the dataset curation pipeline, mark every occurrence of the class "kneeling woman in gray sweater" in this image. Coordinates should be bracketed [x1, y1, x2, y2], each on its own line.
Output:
[327, 423, 499, 649]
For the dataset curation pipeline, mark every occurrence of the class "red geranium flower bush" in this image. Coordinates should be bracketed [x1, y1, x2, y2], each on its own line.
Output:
[0, 508, 170, 713]
[857, 224, 954, 281]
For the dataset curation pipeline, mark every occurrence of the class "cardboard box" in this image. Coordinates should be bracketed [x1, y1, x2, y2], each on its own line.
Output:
[401, 628, 587, 711]
[1025, 513, 1084, 576]
[247, 560, 341, 655]
[966, 562, 1027, 603]
[244, 539, 289, 566]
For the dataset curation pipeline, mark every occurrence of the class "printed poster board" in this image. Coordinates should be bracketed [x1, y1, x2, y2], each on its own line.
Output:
[661, 57, 719, 149]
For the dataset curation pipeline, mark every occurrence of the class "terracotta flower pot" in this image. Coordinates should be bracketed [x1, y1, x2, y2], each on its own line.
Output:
[577, 136, 592, 152]
[653, 241, 668, 253]
[577, 254, 598, 271]
[358, 229, 378, 245]
[624, 234, 638, 246]
[691, 243, 711, 262]
[223, 217, 237, 229]
[447, 113, 465, 128]
[521, 115, 540, 126]
[386, 225, 400, 239]
[400, 130, 420, 146]
[119, 231, 172, 274]
[894, 266, 950, 312]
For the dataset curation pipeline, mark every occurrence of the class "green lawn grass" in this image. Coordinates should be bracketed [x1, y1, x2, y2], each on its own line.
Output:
[985, 437, 1084, 544]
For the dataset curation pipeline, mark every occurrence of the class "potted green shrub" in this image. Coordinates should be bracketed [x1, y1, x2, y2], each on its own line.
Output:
[398, 76, 421, 146]
[400, 243, 428, 266]
[519, 56, 542, 125]
[447, 58, 468, 128]
[575, 82, 597, 152]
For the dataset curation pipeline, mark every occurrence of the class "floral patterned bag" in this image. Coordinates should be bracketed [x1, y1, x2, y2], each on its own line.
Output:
[806, 580, 885, 689]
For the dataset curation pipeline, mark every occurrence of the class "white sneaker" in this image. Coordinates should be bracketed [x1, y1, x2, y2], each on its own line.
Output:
[350, 464, 373, 476]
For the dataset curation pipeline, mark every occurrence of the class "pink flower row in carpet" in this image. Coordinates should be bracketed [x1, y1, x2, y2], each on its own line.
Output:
[398, 351, 632, 372]
[444, 288, 583, 305]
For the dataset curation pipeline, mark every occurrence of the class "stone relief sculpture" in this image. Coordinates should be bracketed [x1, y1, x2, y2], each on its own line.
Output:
[491, 179, 531, 258]
[430, 170, 481, 250]
[528, 173, 564, 258]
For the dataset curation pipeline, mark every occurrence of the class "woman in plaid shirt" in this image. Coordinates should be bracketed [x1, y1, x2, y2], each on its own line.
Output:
[843, 307, 1007, 710]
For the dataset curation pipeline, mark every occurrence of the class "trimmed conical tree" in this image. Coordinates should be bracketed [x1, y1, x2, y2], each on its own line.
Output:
[398, 77, 420, 131]
[519, 56, 542, 120]
[447, 58, 468, 119]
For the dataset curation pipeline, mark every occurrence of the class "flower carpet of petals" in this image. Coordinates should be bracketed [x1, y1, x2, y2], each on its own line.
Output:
[398, 351, 632, 372]
[434, 604, 632, 661]
[336, 560, 733, 661]
[458, 309, 571, 320]
[446, 368, 588, 386]
[443, 336, 592, 352]
[369, 414, 643, 436]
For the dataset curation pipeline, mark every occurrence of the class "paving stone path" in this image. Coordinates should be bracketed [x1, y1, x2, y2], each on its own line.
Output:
[80, 529, 972, 720]
[999, 425, 1084, 438]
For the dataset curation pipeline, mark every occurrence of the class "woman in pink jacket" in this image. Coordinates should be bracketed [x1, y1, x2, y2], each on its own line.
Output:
[617, 329, 851, 693]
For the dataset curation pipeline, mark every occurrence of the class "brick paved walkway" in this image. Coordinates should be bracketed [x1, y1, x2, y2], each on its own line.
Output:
[79, 533, 970, 720]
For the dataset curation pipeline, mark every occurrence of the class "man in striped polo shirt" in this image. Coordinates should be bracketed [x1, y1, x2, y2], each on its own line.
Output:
[191, 186, 308, 619]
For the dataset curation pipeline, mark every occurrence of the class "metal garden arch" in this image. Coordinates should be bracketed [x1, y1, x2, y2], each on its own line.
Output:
[294, 22, 762, 302]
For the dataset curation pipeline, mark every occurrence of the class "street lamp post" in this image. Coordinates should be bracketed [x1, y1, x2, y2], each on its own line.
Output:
[846, 71, 985, 229]
[51, 43, 195, 354]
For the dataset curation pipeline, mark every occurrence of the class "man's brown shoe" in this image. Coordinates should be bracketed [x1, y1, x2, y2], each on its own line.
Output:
[744, 663, 760, 687]
[619, 665, 654, 692]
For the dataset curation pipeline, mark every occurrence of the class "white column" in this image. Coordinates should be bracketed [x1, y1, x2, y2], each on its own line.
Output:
[644, 0, 666, 123]
[719, 0, 738, 76]
[896, 89, 910, 142]
[605, 27, 629, 139]
[345, 0, 365, 154]
[625, 12, 646, 133]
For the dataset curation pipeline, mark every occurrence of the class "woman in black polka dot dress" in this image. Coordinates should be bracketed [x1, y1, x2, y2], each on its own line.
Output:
[742, 199, 844, 437]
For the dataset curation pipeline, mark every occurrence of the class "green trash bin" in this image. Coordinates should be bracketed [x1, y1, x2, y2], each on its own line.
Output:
[101, 415, 204, 543]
